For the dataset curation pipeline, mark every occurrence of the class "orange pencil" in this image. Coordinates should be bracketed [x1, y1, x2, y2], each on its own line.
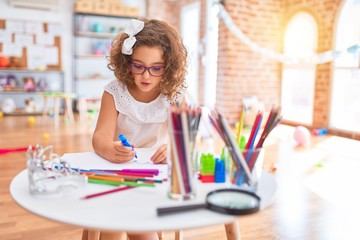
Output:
[88, 175, 124, 182]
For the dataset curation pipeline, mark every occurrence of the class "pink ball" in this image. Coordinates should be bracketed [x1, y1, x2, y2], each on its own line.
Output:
[293, 126, 311, 146]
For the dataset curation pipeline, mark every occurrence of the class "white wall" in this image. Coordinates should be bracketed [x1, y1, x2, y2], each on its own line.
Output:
[0, 0, 74, 92]
[0, 0, 147, 95]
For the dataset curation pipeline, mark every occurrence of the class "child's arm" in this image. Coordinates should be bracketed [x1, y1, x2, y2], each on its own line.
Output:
[150, 144, 167, 164]
[92, 92, 136, 163]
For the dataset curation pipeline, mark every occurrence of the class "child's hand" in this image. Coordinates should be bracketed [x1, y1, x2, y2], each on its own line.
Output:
[151, 144, 167, 164]
[104, 141, 136, 163]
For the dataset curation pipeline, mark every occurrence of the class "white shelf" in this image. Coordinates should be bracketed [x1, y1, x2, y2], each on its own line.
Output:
[76, 54, 107, 59]
[74, 13, 131, 101]
[76, 31, 117, 39]
[0, 70, 64, 114]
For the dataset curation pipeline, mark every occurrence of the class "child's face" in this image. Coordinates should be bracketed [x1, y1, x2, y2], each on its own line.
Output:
[130, 46, 164, 96]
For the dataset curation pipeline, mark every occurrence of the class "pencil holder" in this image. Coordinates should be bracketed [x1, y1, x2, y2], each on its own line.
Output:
[232, 147, 265, 191]
[167, 129, 199, 200]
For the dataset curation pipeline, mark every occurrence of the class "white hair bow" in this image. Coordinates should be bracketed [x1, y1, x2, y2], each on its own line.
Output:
[121, 19, 145, 55]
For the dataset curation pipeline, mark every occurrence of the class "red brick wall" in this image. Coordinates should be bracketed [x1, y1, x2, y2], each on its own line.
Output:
[146, 0, 181, 27]
[147, 0, 345, 129]
[217, 0, 283, 123]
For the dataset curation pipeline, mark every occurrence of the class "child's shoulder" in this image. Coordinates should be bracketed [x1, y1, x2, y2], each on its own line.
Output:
[104, 79, 126, 93]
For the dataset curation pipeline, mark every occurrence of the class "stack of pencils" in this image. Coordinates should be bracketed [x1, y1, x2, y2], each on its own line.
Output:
[209, 110, 254, 185]
[168, 104, 202, 199]
[78, 168, 163, 200]
[209, 106, 282, 186]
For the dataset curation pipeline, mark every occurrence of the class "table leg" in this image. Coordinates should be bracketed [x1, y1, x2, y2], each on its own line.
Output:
[224, 221, 241, 240]
[78, 98, 87, 122]
[64, 97, 75, 125]
[157, 231, 165, 240]
[82, 229, 100, 240]
[54, 97, 60, 127]
[99, 231, 124, 240]
[42, 96, 49, 121]
[175, 230, 183, 240]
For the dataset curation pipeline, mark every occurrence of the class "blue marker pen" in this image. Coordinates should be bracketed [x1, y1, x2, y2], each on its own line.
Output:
[118, 134, 138, 158]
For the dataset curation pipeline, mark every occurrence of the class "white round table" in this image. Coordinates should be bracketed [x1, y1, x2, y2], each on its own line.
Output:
[10, 169, 276, 233]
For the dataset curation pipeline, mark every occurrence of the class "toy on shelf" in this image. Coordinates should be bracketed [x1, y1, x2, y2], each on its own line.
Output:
[37, 78, 48, 91]
[1, 98, 16, 113]
[92, 23, 104, 33]
[93, 40, 111, 56]
[24, 97, 38, 113]
[23, 77, 36, 91]
[0, 74, 6, 90]
[1, 74, 19, 91]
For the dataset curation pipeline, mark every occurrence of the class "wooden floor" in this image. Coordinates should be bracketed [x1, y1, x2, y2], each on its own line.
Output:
[1, 115, 360, 240]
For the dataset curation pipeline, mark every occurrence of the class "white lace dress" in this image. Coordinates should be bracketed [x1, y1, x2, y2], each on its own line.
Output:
[104, 79, 182, 148]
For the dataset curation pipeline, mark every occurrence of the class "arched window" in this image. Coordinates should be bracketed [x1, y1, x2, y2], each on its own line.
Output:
[331, 0, 360, 133]
[281, 12, 318, 125]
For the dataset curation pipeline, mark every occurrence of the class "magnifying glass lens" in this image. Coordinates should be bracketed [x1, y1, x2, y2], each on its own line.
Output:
[206, 189, 260, 215]
[207, 191, 259, 209]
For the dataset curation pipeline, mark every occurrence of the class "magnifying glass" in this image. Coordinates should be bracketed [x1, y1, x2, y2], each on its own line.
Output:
[157, 189, 260, 216]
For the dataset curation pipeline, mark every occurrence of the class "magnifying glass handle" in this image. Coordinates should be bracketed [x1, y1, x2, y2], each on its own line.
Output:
[157, 203, 207, 216]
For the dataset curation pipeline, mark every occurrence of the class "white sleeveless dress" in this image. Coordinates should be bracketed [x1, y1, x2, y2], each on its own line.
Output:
[104, 80, 182, 148]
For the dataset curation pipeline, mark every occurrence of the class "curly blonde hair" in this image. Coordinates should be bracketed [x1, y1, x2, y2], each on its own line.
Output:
[108, 18, 188, 99]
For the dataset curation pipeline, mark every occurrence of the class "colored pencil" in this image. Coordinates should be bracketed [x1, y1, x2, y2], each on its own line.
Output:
[255, 106, 282, 148]
[91, 169, 159, 176]
[245, 111, 263, 150]
[88, 178, 155, 187]
[236, 105, 245, 144]
[0, 146, 29, 155]
[88, 175, 124, 182]
[82, 186, 134, 200]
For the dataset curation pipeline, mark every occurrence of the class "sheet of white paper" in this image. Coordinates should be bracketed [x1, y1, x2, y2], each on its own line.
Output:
[62, 148, 168, 180]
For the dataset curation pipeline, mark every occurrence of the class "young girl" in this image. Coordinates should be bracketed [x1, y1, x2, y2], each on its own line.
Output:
[91, 18, 188, 240]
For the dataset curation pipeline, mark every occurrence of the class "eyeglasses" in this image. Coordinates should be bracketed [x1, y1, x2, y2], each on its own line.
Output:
[129, 62, 165, 77]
